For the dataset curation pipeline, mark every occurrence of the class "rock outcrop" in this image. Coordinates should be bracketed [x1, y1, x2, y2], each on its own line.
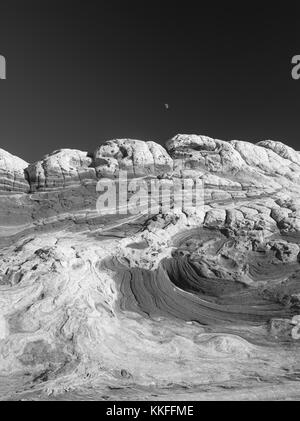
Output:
[25, 149, 96, 191]
[92, 139, 173, 177]
[0, 134, 300, 400]
[0, 149, 29, 193]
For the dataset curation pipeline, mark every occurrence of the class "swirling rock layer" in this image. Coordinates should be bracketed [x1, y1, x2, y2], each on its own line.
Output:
[0, 135, 300, 400]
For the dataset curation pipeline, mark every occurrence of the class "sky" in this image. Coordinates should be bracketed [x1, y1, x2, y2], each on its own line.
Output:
[0, 2, 300, 162]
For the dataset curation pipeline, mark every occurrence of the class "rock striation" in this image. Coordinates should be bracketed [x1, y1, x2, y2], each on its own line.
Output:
[93, 139, 173, 177]
[0, 149, 29, 193]
[25, 149, 96, 191]
[0, 134, 300, 400]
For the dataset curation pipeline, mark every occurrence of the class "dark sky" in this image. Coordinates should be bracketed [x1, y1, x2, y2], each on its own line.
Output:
[0, 2, 300, 162]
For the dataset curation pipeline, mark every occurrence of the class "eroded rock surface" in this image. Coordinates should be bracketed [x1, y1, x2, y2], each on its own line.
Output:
[0, 135, 300, 400]
[0, 149, 29, 193]
[25, 149, 95, 191]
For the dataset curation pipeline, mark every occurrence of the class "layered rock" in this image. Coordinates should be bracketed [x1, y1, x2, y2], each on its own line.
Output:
[232, 140, 300, 182]
[166, 134, 246, 174]
[0, 149, 29, 193]
[0, 135, 300, 400]
[258, 140, 300, 166]
[92, 139, 173, 177]
[166, 135, 300, 190]
[25, 149, 96, 191]
[0, 135, 299, 240]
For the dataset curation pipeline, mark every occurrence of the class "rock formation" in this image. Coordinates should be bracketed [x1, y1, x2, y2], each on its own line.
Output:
[0, 149, 29, 193]
[0, 135, 299, 400]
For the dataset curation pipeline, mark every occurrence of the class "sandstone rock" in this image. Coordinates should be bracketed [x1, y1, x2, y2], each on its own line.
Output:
[93, 139, 173, 177]
[202, 174, 242, 190]
[26, 149, 96, 191]
[269, 318, 292, 340]
[271, 208, 291, 224]
[204, 209, 226, 227]
[258, 140, 300, 166]
[0, 134, 300, 399]
[231, 140, 300, 182]
[268, 240, 300, 263]
[226, 209, 245, 226]
[166, 134, 245, 174]
[0, 148, 29, 192]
